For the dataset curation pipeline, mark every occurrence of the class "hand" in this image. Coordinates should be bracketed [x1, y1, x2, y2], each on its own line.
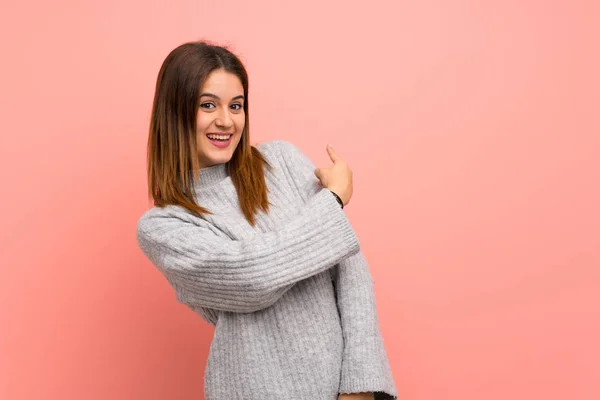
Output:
[338, 392, 375, 400]
[314, 144, 354, 207]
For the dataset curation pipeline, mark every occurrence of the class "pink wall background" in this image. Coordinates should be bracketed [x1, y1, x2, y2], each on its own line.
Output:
[1, 1, 599, 399]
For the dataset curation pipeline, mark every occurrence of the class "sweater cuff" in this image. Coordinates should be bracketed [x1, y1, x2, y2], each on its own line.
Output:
[312, 188, 358, 250]
[339, 377, 398, 400]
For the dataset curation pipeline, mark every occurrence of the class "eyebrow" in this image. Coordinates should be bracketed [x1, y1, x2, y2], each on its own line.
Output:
[199, 93, 245, 101]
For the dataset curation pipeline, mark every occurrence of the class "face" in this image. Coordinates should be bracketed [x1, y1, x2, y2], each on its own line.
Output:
[196, 69, 245, 169]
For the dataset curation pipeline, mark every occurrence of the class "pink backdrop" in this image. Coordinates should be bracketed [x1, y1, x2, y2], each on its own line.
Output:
[1, 1, 599, 399]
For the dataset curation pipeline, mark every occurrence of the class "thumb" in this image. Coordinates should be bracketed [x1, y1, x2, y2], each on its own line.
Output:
[314, 168, 328, 185]
[314, 167, 323, 180]
[326, 144, 339, 164]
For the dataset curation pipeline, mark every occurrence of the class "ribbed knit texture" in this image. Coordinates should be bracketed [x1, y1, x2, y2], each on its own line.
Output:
[136, 140, 397, 399]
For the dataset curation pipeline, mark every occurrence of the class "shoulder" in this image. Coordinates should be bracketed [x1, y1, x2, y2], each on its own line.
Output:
[255, 139, 300, 160]
[136, 206, 174, 243]
[136, 204, 201, 242]
[255, 140, 313, 169]
[137, 203, 188, 226]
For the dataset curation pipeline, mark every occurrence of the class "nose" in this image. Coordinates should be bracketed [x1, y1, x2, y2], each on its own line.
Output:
[215, 107, 234, 129]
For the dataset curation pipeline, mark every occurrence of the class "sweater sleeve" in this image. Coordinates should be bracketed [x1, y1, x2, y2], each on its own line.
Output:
[271, 140, 397, 398]
[268, 140, 324, 201]
[333, 253, 398, 399]
[136, 184, 360, 314]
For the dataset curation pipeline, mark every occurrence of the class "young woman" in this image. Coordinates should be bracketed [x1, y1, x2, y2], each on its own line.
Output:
[136, 41, 397, 400]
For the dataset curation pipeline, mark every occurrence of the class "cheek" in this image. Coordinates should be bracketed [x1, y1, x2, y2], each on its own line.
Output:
[235, 114, 246, 131]
[196, 114, 211, 131]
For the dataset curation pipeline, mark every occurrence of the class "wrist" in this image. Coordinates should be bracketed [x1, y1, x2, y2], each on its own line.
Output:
[329, 189, 344, 209]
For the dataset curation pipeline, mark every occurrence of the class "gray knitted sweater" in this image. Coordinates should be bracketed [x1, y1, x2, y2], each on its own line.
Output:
[136, 140, 397, 400]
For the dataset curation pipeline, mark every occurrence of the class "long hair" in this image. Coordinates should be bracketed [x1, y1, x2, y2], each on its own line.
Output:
[146, 40, 272, 226]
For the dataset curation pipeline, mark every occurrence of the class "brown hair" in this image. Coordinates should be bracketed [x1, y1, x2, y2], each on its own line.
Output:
[146, 40, 272, 226]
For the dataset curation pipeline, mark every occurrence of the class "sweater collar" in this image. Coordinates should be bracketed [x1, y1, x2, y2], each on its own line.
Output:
[193, 162, 229, 189]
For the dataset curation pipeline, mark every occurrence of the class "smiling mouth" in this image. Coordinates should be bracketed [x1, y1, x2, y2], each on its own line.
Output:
[206, 133, 234, 147]
[206, 133, 233, 141]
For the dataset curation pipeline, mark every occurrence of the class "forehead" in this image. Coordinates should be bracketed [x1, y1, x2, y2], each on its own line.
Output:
[201, 69, 243, 95]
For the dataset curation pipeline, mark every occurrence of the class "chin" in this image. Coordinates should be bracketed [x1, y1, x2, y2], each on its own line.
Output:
[204, 152, 233, 166]
[199, 141, 239, 166]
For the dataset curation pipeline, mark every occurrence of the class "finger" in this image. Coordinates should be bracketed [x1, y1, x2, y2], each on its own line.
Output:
[314, 168, 322, 180]
[326, 144, 339, 163]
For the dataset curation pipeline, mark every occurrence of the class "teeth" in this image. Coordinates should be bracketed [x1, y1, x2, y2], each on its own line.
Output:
[207, 134, 231, 140]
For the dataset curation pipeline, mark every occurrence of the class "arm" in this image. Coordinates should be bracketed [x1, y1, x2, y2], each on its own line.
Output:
[272, 140, 397, 398]
[268, 140, 324, 201]
[136, 185, 360, 313]
[333, 254, 397, 399]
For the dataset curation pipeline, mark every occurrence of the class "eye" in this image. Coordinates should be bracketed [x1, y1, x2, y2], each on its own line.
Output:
[230, 104, 243, 111]
[200, 102, 215, 109]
